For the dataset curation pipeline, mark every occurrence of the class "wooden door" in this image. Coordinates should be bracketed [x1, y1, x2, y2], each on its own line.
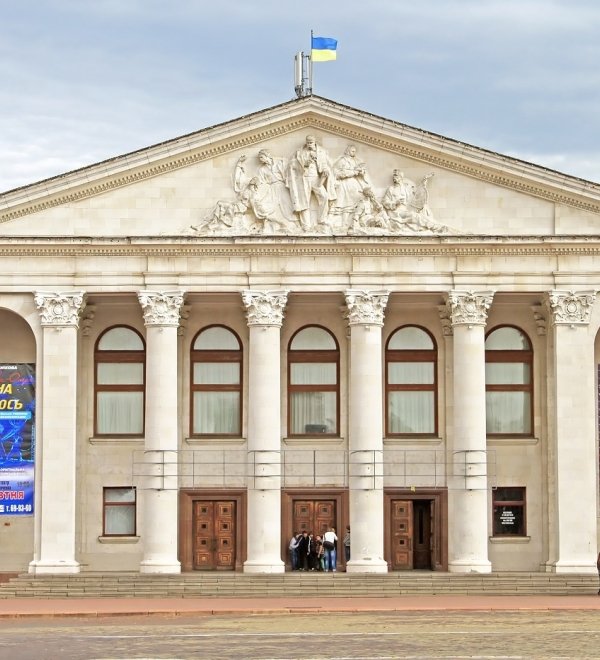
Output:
[390, 499, 413, 570]
[193, 500, 236, 570]
[429, 498, 437, 570]
[293, 499, 336, 537]
[413, 500, 432, 569]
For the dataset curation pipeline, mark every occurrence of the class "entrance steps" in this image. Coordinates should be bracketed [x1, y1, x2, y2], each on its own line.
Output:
[0, 571, 598, 598]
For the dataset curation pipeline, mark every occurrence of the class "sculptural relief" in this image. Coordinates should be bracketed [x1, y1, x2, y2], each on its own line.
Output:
[189, 135, 457, 237]
[330, 144, 370, 227]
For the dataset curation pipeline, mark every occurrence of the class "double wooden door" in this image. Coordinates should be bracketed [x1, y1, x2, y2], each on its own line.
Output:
[390, 499, 433, 570]
[193, 500, 236, 570]
[293, 499, 336, 537]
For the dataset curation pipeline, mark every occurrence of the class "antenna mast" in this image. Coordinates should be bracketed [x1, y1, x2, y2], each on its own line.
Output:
[294, 51, 312, 98]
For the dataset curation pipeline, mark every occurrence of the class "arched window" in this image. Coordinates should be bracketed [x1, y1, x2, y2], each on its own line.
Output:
[191, 326, 242, 436]
[485, 326, 533, 435]
[288, 326, 339, 436]
[386, 326, 437, 436]
[95, 326, 145, 436]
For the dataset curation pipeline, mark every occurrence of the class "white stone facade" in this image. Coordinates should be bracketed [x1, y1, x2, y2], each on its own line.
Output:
[0, 96, 599, 574]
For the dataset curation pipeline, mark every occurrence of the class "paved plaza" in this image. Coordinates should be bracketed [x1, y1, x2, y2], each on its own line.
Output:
[2, 608, 600, 659]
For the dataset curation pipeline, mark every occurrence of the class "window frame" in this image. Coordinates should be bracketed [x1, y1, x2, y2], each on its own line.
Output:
[287, 325, 340, 437]
[190, 324, 243, 438]
[485, 324, 533, 438]
[385, 325, 438, 438]
[94, 325, 146, 437]
[492, 486, 527, 537]
[102, 486, 137, 537]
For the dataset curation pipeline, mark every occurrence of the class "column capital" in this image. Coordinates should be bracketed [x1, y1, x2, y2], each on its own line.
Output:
[242, 290, 289, 326]
[344, 290, 389, 326]
[34, 291, 86, 327]
[546, 289, 596, 326]
[138, 290, 186, 327]
[445, 290, 494, 326]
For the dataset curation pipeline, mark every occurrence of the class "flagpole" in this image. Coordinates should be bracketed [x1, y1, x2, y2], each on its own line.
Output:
[308, 30, 314, 95]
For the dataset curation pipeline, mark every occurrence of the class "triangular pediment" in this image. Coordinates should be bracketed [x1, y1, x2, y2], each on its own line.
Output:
[1, 96, 599, 238]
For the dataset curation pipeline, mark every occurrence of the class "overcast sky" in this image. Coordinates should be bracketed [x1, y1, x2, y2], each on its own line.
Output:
[2, 0, 599, 193]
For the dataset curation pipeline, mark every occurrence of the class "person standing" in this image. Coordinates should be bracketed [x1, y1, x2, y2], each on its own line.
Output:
[289, 532, 300, 571]
[296, 531, 310, 571]
[343, 525, 351, 564]
[322, 526, 338, 572]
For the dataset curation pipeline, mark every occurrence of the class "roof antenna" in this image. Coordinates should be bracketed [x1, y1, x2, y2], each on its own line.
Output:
[294, 51, 311, 98]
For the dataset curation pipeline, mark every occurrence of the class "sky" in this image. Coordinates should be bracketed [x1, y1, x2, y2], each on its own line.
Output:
[2, 0, 600, 193]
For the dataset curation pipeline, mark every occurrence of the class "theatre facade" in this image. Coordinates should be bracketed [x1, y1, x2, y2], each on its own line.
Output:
[1, 95, 599, 575]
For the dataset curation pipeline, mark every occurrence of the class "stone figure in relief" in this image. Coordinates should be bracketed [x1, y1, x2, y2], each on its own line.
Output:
[286, 135, 337, 231]
[232, 152, 295, 233]
[381, 170, 449, 233]
[349, 186, 387, 234]
[255, 149, 294, 222]
[188, 138, 459, 237]
[199, 153, 293, 235]
[330, 144, 370, 224]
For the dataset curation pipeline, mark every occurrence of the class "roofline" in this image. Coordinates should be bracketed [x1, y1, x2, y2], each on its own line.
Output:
[1, 95, 599, 211]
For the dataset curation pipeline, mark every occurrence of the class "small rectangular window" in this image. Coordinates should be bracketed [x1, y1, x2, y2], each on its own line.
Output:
[103, 487, 136, 536]
[492, 486, 526, 536]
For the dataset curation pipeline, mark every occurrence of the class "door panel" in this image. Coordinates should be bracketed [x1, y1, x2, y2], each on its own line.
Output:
[193, 500, 236, 570]
[391, 499, 413, 570]
[413, 500, 432, 569]
[293, 499, 335, 537]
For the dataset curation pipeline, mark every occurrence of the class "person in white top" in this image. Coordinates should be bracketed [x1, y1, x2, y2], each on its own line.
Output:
[322, 526, 338, 572]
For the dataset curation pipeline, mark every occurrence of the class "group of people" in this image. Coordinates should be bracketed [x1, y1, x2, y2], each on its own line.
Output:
[289, 526, 351, 572]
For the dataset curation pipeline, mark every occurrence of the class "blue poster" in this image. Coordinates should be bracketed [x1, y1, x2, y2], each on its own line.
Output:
[0, 364, 35, 516]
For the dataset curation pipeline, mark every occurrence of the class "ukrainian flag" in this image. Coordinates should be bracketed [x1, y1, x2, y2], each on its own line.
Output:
[311, 36, 337, 62]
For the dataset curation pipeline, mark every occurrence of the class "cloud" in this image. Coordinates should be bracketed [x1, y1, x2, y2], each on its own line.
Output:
[1, 0, 599, 190]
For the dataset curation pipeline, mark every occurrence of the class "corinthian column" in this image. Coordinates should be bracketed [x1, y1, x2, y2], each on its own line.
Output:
[446, 290, 494, 573]
[345, 290, 389, 573]
[138, 290, 185, 573]
[30, 291, 86, 574]
[546, 290, 597, 573]
[242, 290, 288, 573]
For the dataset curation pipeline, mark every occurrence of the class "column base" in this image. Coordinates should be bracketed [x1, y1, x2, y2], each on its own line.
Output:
[29, 560, 80, 575]
[549, 560, 597, 574]
[243, 559, 285, 574]
[345, 558, 388, 574]
[140, 559, 181, 574]
[448, 559, 492, 574]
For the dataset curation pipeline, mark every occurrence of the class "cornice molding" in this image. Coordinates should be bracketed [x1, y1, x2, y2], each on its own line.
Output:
[2, 112, 599, 225]
[2, 237, 600, 259]
[0, 118, 312, 224]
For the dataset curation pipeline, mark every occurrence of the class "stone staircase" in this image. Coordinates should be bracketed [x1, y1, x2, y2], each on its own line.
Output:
[0, 572, 598, 598]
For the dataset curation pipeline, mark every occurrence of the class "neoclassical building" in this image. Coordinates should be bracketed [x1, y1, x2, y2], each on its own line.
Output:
[0, 96, 599, 575]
